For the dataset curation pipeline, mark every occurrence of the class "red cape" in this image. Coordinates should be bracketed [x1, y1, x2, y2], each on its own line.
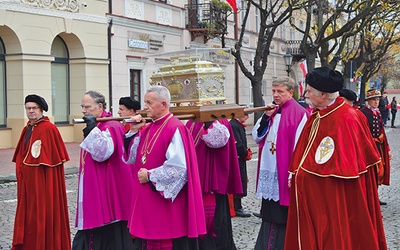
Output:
[13, 117, 70, 166]
[12, 117, 70, 250]
[286, 98, 386, 250]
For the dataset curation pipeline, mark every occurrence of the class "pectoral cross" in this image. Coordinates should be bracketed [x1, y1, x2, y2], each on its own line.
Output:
[141, 155, 147, 164]
[270, 142, 276, 155]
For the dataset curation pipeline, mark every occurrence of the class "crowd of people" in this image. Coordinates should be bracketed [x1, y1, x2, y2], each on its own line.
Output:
[11, 66, 392, 250]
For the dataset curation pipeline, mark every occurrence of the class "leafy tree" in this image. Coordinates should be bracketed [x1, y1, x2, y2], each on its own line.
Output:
[342, 2, 400, 102]
[290, 0, 382, 72]
[209, 0, 232, 46]
[379, 45, 400, 89]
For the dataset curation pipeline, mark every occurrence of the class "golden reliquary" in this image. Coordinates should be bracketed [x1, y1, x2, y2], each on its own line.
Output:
[150, 54, 226, 105]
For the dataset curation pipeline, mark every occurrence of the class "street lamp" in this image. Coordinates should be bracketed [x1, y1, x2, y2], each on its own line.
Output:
[283, 53, 293, 76]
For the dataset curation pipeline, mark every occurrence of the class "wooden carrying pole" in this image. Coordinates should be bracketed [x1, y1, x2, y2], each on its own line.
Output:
[72, 114, 196, 124]
[72, 104, 274, 124]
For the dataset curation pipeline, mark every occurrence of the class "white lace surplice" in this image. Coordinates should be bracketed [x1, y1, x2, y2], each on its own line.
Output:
[255, 114, 281, 201]
[252, 113, 308, 201]
[123, 133, 141, 164]
[201, 121, 230, 148]
[148, 129, 188, 202]
[79, 127, 114, 162]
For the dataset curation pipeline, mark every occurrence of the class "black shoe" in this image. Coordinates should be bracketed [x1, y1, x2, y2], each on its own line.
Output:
[380, 200, 387, 205]
[391, 126, 396, 128]
[252, 212, 262, 218]
[235, 209, 251, 217]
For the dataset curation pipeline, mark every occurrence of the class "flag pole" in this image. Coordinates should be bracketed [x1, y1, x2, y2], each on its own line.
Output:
[234, 10, 239, 104]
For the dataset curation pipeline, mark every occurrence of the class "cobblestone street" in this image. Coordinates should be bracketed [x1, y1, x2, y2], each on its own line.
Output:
[0, 127, 399, 249]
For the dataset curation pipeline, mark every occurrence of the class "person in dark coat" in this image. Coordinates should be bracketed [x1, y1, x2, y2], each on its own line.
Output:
[229, 109, 253, 217]
[378, 91, 389, 126]
[390, 96, 397, 128]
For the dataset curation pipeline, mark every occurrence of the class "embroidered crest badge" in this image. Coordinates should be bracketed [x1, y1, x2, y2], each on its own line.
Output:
[315, 136, 334, 164]
[31, 140, 42, 158]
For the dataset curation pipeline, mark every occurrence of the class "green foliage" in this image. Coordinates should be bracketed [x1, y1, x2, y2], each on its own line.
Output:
[211, 0, 231, 12]
[208, 0, 230, 38]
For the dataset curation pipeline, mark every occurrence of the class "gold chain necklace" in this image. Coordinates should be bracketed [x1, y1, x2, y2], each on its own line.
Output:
[189, 122, 203, 146]
[140, 113, 173, 164]
[80, 150, 88, 176]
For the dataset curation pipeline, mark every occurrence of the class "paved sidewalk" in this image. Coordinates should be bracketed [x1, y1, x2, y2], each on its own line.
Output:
[0, 142, 80, 182]
[0, 123, 399, 249]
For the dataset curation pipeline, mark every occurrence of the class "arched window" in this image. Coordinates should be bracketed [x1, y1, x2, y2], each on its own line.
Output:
[0, 38, 6, 127]
[51, 36, 69, 124]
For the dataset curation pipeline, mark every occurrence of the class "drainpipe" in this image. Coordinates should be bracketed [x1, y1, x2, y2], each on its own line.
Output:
[234, 11, 239, 104]
[107, 13, 113, 112]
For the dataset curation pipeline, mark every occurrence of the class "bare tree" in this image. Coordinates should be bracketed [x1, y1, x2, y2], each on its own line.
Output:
[231, 0, 304, 121]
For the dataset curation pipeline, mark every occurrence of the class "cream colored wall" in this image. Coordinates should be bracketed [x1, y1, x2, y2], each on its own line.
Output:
[0, 1, 109, 148]
[109, 0, 242, 113]
[0, 128, 13, 149]
[109, 10, 185, 115]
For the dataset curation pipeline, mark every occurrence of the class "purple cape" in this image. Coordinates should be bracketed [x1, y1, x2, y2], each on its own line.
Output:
[76, 111, 134, 229]
[128, 114, 206, 239]
[257, 98, 309, 206]
[186, 120, 243, 195]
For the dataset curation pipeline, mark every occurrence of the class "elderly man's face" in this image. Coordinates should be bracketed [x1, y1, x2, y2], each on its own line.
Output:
[143, 91, 168, 119]
[304, 85, 325, 109]
[81, 94, 104, 118]
[367, 97, 380, 109]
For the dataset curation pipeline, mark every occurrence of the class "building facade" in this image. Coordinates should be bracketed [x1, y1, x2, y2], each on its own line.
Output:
[0, 0, 304, 148]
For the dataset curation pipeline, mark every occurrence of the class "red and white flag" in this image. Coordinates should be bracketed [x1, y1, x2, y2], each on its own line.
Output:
[226, 0, 240, 12]
[298, 60, 308, 95]
[299, 59, 308, 78]
[299, 81, 304, 96]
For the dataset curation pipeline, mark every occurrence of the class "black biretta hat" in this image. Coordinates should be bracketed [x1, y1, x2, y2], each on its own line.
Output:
[25, 94, 48, 112]
[119, 97, 141, 111]
[306, 66, 344, 93]
[339, 89, 357, 102]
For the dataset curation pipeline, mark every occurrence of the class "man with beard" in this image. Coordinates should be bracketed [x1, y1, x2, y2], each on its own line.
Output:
[285, 67, 386, 250]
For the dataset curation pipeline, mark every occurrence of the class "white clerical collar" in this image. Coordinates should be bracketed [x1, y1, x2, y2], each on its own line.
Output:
[327, 98, 336, 107]
[318, 97, 338, 110]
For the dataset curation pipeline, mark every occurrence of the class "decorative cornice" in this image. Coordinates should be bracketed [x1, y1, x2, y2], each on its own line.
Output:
[0, 2, 107, 24]
[21, 0, 79, 13]
[109, 15, 182, 36]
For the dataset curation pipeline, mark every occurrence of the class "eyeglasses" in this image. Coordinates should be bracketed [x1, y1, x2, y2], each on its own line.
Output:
[25, 106, 40, 111]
